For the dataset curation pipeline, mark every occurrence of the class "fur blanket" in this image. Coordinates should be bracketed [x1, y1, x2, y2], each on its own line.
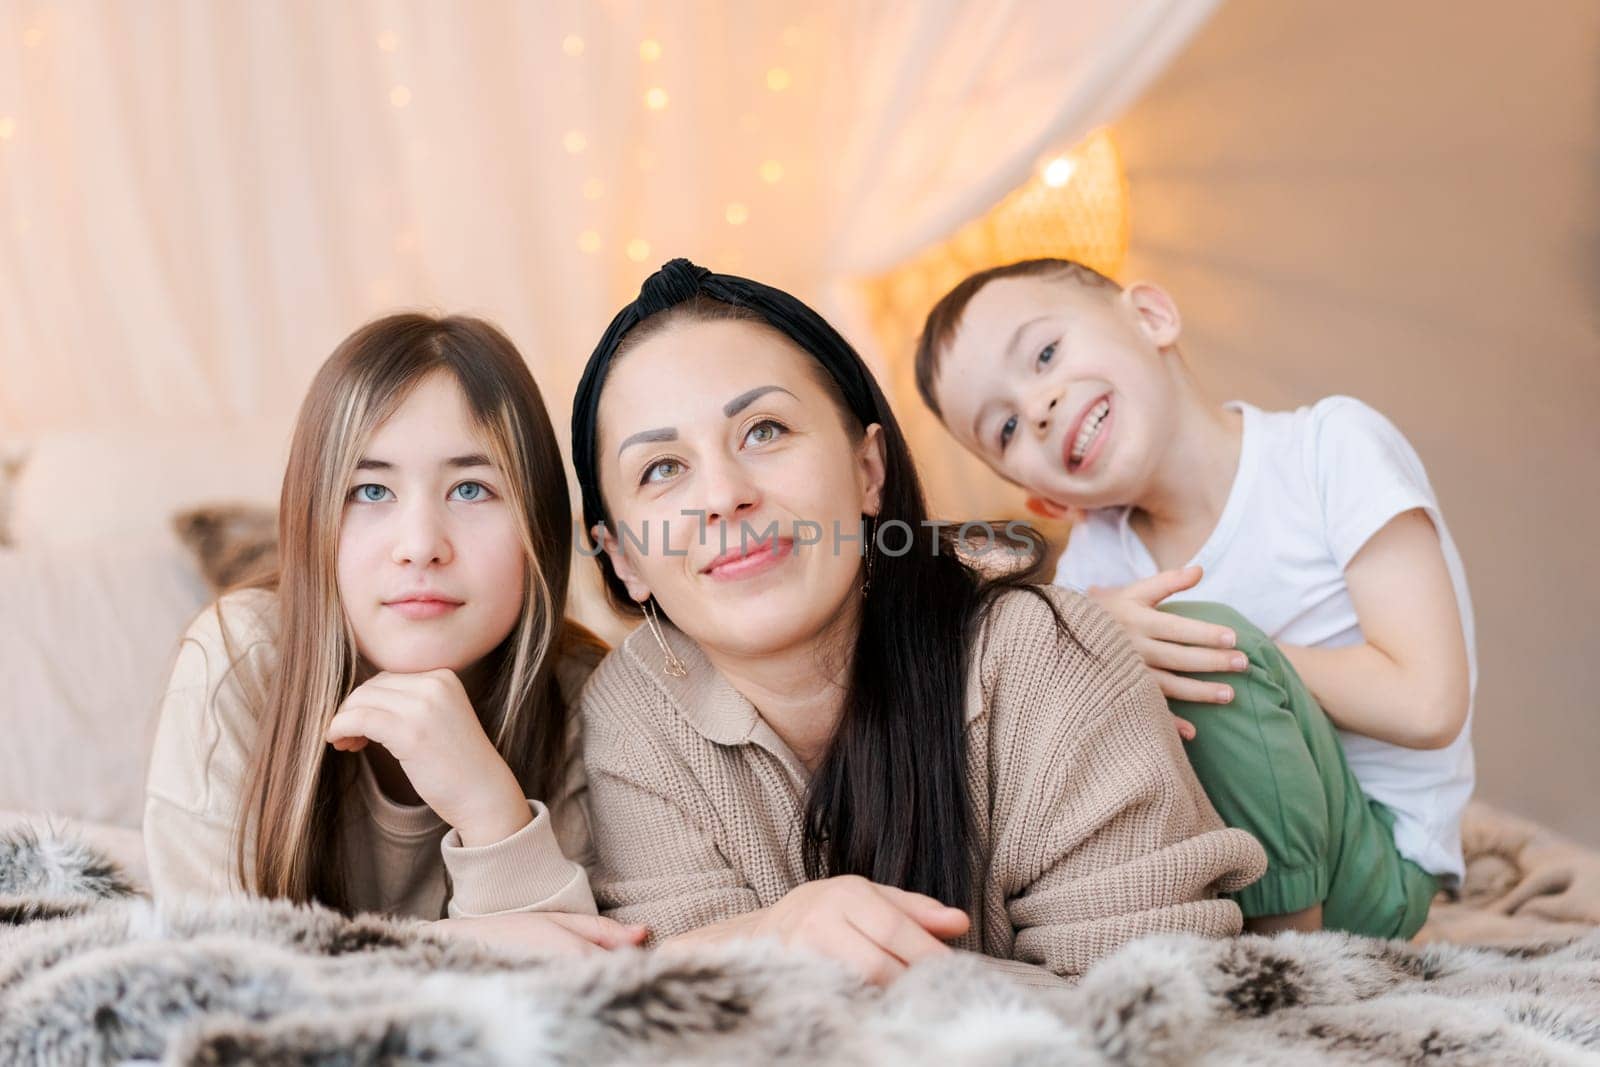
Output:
[3, 828, 1599, 1066]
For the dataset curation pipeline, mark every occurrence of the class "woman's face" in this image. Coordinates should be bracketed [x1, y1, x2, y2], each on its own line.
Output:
[336, 371, 527, 676]
[596, 318, 885, 659]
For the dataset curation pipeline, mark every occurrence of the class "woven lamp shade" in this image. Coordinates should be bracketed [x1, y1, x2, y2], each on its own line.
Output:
[862, 128, 1130, 368]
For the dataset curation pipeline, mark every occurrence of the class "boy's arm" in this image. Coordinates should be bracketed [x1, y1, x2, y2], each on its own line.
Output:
[1277, 508, 1470, 749]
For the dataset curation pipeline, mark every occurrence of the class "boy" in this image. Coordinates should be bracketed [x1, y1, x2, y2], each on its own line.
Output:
[914, 259, 1474, 938]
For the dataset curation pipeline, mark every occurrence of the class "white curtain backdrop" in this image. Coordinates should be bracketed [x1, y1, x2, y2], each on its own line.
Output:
[0, 0, 1219, 439]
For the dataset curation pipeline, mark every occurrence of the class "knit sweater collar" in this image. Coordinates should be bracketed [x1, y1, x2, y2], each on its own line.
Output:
[619, 618, 779, 749]
[618, 612, 989, 764]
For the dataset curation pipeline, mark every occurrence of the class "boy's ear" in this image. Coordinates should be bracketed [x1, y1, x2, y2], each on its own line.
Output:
[1120, 282, 1182, 348]
[1025, 496, 1085, 524]
[592, 522, 654, 603]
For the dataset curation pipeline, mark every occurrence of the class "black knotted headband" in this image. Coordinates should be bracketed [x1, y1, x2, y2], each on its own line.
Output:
[569, 257, 884, 553]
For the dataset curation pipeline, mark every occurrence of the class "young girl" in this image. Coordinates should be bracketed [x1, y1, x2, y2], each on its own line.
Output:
[567, 260, 1266, 988]
[144, 314, 641, 953]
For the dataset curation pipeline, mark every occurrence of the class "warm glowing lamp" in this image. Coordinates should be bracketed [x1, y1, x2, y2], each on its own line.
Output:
[862, 128, 1130, 365]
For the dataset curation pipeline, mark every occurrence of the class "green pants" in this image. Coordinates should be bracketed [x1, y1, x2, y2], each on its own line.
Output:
[1160, 601, 1437, 940]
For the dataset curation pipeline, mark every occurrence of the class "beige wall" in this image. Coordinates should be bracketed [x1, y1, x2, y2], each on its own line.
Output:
[1112, 0, 1600, 843]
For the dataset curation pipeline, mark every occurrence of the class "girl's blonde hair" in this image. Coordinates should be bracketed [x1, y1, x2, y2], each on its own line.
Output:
[230, 313, 598, 911]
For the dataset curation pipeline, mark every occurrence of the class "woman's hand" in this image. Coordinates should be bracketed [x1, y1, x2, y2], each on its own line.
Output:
[664, 875, 970, 987]
[1087, 565, 1249, 733]
[326, 668, 530, 845]
[429, 913, 650, 958]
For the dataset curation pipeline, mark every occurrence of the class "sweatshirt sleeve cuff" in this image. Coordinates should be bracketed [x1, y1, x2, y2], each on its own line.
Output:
[440, 799, 597, 917]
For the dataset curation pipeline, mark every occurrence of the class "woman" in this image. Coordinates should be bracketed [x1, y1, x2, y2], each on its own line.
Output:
[570, 260, 1267, 986]
[144, 313, 642, 954]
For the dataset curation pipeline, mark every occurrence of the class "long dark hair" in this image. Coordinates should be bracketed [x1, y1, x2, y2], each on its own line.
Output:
[571, 260, 1079, 911]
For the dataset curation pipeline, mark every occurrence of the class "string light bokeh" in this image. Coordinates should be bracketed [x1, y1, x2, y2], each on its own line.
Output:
[0, 4, 1131, 442]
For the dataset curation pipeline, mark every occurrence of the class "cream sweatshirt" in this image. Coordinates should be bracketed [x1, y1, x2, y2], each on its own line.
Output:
[143, 587, 598, 918]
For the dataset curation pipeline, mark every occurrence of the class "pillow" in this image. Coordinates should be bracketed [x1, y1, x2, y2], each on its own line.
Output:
[172, 503, 279, 592]
[0, 542, 211, 827]
[10, 419, 289, 551]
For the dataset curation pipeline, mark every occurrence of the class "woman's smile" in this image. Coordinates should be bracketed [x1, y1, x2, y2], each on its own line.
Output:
[700, 535, 795, 582]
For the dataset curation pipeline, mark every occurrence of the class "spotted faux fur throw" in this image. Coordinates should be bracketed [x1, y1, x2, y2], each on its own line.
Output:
[3, 827, 1598, 1065]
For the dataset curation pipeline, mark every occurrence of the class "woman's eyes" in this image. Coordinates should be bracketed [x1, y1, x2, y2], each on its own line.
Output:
[743, 419, 787, 447]
[347, 481, 495, 503]
[641, 458, 683, 486]
[637, 420, 788, 488]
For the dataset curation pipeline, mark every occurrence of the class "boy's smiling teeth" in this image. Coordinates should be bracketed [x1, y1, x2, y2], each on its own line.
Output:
[1070, 398, 1112, 465]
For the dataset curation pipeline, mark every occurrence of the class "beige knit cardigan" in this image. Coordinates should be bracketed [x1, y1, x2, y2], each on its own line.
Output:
[580, 584, 1267, 986]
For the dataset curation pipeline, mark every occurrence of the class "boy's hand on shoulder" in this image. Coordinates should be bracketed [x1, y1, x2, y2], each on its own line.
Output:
[1087, 565, 1250, 736]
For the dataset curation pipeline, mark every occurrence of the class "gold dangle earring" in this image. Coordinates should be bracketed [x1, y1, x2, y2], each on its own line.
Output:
[642, 596, 688, 677]
[860, 515, 878, 599]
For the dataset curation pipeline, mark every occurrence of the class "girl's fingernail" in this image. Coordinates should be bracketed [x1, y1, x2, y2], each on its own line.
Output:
[1216, 687, 1233, 703]
[1232, 655, 1248, 671]
[1221, 631, 1236, 648]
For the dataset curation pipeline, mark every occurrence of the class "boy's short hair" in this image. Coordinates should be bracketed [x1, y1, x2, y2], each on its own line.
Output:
[913, 258, 1120, 419]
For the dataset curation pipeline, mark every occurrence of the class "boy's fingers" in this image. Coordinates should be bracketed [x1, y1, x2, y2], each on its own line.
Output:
[1123, 565, 1204, 605]
[1153, 669, 1234, 706]
[1490, 868, 1568, 915]
[1171, 714, 1197, 742]
[1145, 610, 1237, 649]
[1140, 638, 1248, 676]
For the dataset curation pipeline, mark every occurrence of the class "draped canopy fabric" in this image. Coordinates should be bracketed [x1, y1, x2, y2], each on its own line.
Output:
[0, 0, 1218, 439]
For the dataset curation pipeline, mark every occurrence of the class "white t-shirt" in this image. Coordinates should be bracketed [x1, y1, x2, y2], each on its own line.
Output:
[1054, 396, 1476, 883]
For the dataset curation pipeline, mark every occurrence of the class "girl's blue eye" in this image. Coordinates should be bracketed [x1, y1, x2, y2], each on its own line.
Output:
[999, 415, 1018, 452]
[352, 483, 393, 503]
[1037, 341, 1057, 367]
[744, 419, 786, 447]
[449, 480, 492, 502]
[642, 459, 683, 486]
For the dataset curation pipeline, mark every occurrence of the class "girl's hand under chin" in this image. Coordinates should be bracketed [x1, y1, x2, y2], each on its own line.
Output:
[325, 668, 531, 845]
